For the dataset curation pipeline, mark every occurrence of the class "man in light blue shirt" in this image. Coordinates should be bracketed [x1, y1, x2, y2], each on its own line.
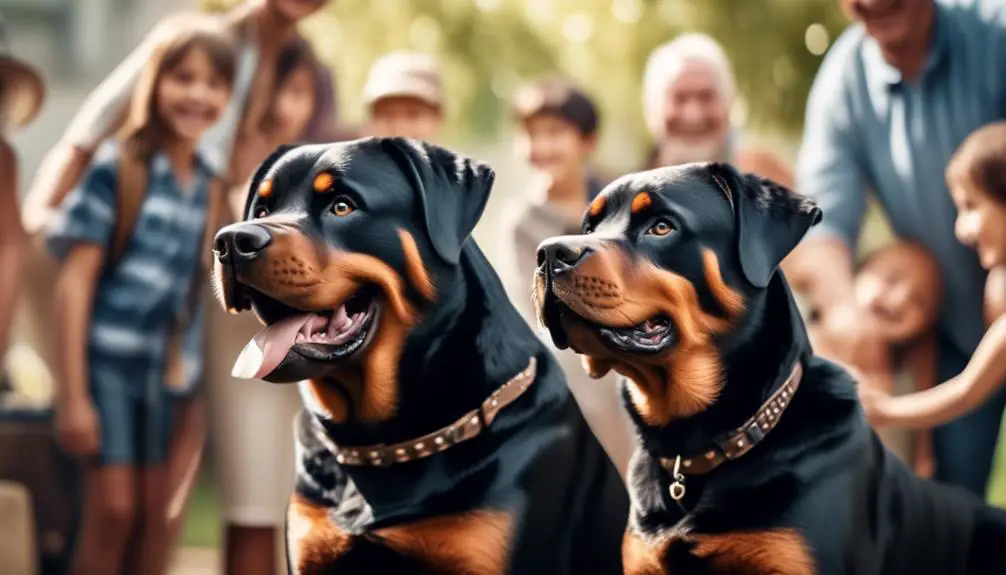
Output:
[788, 0, 1006, 496]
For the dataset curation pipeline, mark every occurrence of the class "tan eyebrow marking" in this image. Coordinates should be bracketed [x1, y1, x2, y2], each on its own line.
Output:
[631, 192, 652, 215]
[313, 172, 334, 193]
[257, 179, 273, 197]
[588, 195, 606, 218]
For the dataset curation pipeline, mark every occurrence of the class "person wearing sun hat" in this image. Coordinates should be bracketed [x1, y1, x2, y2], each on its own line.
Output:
[0, 13, 47, 575]
[0, 18, 44, 133]
[363, 50, 444, 142]
[0, 13, 45, 384]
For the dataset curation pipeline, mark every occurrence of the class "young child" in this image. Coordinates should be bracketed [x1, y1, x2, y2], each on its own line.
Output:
[861, 122, 1006, 430]
[46, 18, 234, 575]
[511, 76, 605, 209]
[811, 242, 940, 475]
[205, 37, 329, 574]
[228, 37, 328, 216]
[501, 76, 636, 479]
[363, 51, 444, 142]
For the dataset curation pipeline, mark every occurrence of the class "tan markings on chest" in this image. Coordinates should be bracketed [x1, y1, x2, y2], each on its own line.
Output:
[373, 508, 513, 575]
[287, 494, 354, 573]
[623, 530, 673, 575]
[288, 495, 512, 575]
[623, 528, 815, 575]
[690, 529, 815, 574]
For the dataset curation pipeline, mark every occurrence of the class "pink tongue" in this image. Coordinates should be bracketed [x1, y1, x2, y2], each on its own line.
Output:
[232, 314, 313, 380]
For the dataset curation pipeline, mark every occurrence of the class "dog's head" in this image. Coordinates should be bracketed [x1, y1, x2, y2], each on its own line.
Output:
[212, 137, 494, 423]
[534, 162, 820, 427]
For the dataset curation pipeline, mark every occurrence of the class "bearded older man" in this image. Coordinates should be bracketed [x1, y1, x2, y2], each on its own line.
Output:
[641, 33, 792, 185]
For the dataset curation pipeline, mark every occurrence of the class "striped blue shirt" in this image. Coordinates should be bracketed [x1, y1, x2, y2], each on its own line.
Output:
[45, 139, 212, 398]
[797, 0, 1006, 355]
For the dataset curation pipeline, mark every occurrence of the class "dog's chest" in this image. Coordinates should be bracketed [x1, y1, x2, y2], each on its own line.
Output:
[287, 494, 514, 575]
[623, 526, 817, 575]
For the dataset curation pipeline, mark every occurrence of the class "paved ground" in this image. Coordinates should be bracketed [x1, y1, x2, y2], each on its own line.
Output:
[170, 547, 219, 575]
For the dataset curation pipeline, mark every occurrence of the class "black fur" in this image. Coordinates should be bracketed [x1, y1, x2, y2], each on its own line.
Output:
[539, 162, 1006, 574]
[220, 137, 627, 574]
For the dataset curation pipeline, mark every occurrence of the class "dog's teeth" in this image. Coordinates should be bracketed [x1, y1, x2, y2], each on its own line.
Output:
[331, 305, 349, 325]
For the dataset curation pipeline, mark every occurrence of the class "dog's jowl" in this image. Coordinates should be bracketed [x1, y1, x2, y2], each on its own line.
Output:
[212, 137, 628, 574]
[534, 162, 1006, 575]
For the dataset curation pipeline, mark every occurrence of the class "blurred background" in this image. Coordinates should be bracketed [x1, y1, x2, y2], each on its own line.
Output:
[3, 0, 1004, 572]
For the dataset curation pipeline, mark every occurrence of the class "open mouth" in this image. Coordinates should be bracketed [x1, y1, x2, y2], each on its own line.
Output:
[172, 102, 217, 125]
[231, 284, 383, 380]
[291, 288, 381, 362]
[542, 290, 675, 356]
[597, 316, 675, 355]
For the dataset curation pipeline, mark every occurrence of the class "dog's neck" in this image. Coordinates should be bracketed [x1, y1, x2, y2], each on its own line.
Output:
[629, 273, 809, 461]
[312, 241, 561, 524]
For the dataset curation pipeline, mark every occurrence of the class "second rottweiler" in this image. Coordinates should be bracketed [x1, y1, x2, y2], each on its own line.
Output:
[212, 137, 628, 574]
[535, 163, 1006, 574]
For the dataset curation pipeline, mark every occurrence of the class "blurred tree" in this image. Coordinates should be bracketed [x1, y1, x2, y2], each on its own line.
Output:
[201, 0, 847, 170]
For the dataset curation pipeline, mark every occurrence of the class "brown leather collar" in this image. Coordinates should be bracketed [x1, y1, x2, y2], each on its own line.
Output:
[660, 361, 803, 477]
[331, 358, 537, 467]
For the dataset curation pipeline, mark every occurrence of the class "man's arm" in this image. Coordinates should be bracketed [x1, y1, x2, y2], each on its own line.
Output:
[781, 44, 867, 308]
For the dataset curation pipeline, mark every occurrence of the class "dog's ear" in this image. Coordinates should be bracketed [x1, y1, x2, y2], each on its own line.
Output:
[381, 137, 496, 265]
[708, 162, 822, 288]
[242, 144, 299, 220]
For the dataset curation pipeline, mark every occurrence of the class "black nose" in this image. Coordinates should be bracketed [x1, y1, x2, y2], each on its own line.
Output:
[537, 239, 590, 274]
[214, 223, 272, 263]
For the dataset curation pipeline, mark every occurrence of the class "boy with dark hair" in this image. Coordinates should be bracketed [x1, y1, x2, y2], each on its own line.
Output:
[503, 76, 635, 479]
[511, 76, 604, 208]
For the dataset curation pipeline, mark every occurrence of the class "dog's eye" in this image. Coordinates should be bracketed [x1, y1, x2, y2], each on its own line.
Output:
[647, 220, 674, 237]
[330, 197, 356, 217]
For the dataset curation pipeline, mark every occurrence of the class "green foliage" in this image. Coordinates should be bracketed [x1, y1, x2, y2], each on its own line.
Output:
[202, 0, 848, 164]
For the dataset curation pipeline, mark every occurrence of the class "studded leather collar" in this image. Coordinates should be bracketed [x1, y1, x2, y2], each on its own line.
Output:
[660, 361, 803, 477]
[328, 358, 538, 467]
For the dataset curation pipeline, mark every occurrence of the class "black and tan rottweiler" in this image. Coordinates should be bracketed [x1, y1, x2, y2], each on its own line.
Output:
[533, 162, 1006, 574]
[211, 137, 628, 575]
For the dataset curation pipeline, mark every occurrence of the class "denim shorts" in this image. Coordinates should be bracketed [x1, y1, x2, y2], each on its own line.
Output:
[90, 361, 172, 466]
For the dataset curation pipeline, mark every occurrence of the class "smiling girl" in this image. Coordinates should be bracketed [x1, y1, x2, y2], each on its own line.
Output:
[45, 18, 235, 574]
[862, 122, 1006, 432]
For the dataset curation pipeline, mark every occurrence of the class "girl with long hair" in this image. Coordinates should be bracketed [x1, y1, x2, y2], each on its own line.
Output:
[45, 17, 235, 574]
[23, 2, 336, 573]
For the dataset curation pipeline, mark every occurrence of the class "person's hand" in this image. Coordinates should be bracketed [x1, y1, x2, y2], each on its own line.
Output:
[56, 396, 100, 458]
[858, 382, 894, 428]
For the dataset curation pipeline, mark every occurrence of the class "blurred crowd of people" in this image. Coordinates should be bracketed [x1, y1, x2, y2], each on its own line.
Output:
[0, 0, 1005, 574]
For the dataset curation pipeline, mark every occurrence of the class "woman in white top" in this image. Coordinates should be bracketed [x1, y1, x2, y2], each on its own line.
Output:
[22, 2, 335, 574]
